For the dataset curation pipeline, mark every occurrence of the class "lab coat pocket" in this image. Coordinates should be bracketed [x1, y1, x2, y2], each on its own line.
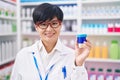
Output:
[62, 65, 72, 80]
[49, 66, 65, 80]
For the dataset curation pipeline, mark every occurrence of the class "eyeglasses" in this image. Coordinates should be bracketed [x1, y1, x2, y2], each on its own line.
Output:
[36, 20, 61, 29]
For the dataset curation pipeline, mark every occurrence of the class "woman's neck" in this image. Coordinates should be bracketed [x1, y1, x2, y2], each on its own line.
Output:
[42, 40, 57, 53]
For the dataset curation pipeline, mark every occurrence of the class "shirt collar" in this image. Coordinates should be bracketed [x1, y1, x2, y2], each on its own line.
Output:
[38, 39, 63, 53]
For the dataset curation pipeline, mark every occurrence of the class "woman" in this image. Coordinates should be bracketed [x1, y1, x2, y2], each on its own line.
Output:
[10, 3, 91, 80]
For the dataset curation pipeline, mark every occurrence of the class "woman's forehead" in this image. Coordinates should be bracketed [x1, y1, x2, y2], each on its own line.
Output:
[45, 17, 58, 22]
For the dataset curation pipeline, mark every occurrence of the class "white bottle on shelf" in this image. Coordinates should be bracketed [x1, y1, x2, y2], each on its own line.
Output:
[106, 5, 111, 16]
[67, 5, 71, 17]
[22, 21, 27, 33]
[103, 24, 108, 34]
[111, 6, 115, 17]
[73, 5, 77, 17]
[1, 41, 5, 62]
[5, 41, 9, 60]
[64, 6, 68, 17]
[89, 23, 94, 34]
[21, 8, 25, 18]
[0, 41, 2, 63]
[90, 6, 95, 17]
[0, 1, 5, 17]
[9, 21, 12, 33]
[116, 5, 120, 17]
[0, 20, 2, 33]
[99, 24, 105, 34]
[26, 8, 30, 18]
[31, 8, 34, 17]
[94, 24, 99, 34]
[9, 40, 12, 58]
[3, 20, 7, 33]
[12, 40, 16, 57]
[72, 20, 77, 32]
[27, 21, 32, 33]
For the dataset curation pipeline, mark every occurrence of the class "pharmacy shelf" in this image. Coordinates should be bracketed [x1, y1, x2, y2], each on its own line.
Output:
[60, 32, 76, 36]
[0, 33, 17, 36]
[20, 1, 77, 6]
[21, 16, 77, 20]
[22, 32, 38, 36]
[82, 16, 120, 20]
[3, 0, 16, 5]
[0, 0, 18, 66]
[87, 33, 120, 36]
[82, 0, 120, 4]
[86, 58, 120, 63]
[60, 32, 120, 36]
[22, 32, 77, 36]
[77, 0, 120, 69]
[21, 32, 120, 37]
[0, 57, 15, 66]
[20, 18, 32, 21]
[0, 16, 16, 20]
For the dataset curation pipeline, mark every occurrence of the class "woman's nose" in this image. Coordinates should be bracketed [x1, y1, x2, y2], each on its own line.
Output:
[46, 24, 53, 31]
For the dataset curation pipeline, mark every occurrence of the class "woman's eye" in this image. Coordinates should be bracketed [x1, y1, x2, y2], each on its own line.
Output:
[41, 23, 47, 26]
[52, 22, 58, 25]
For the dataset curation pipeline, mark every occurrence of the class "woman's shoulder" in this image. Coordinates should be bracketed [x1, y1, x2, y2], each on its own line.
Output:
[17, 40, 39, 55]
[62, 44, 75, 54]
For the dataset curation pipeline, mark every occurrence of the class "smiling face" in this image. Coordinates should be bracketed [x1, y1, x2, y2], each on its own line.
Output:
[35, 17, 62, 43]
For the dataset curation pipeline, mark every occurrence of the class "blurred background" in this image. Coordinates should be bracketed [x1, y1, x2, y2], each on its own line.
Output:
[0, 0, 120, 80]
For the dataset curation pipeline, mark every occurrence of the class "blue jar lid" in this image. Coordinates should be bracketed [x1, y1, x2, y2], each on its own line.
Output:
[77, 34, 87, 37]
[77, 34, 87, 43]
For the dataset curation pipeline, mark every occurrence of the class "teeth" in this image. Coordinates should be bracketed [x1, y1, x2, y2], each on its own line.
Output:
[45, 33, 54, 37]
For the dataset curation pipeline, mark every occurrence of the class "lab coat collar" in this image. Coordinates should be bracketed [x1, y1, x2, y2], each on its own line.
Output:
[28, 39, 68, 72]
[27, 39, 67, 55]
[38, 38, 63, 53]
[37, 39, 66, 71]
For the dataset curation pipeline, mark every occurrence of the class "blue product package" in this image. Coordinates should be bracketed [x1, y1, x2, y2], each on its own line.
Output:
[77, 34, 87, 48]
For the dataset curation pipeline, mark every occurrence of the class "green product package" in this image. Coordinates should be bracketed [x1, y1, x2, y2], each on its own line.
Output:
[110, 40, 119, 59]
[119, 46, 120, 59]
[12, 22, 17, 32]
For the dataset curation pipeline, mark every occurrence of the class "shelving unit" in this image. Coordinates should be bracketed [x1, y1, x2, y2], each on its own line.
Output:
[0, 0, 119, 79]
[77, 0, 120, 72]
[19, 0, 120, 60]
[81, 0, 120, 4]
[0, 0, 17, 66]
[20, 1, 77, 6]
[0, 0, 17, 79]
[86, 58, 120, 63]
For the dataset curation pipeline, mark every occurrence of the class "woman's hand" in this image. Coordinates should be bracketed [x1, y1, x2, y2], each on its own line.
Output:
[75, 38, 92, 66]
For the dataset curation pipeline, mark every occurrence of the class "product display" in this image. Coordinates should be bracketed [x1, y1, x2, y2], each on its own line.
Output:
[110, 40, 119, 59]
[0, 0, 17, 79]
[0, 0, 120, 80]
[77, 34, 87, 48]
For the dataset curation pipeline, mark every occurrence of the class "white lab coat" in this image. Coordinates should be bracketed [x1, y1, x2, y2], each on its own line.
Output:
[10, 39, 88, 80]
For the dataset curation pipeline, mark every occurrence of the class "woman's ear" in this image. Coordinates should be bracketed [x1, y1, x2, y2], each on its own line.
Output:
[34, 24, 39, 32]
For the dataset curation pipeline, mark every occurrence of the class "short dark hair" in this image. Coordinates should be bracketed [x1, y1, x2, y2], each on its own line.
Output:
[32, 3, 63, 24]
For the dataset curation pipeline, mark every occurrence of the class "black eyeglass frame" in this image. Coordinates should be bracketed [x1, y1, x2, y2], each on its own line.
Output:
[36, 20, 62, 29]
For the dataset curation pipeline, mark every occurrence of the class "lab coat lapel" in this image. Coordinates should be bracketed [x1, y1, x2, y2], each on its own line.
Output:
[34, 52, 45, 76]
[32, 41, 46, 77]
[46, 52, 63, 71]
[46, 39, 65, 71]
